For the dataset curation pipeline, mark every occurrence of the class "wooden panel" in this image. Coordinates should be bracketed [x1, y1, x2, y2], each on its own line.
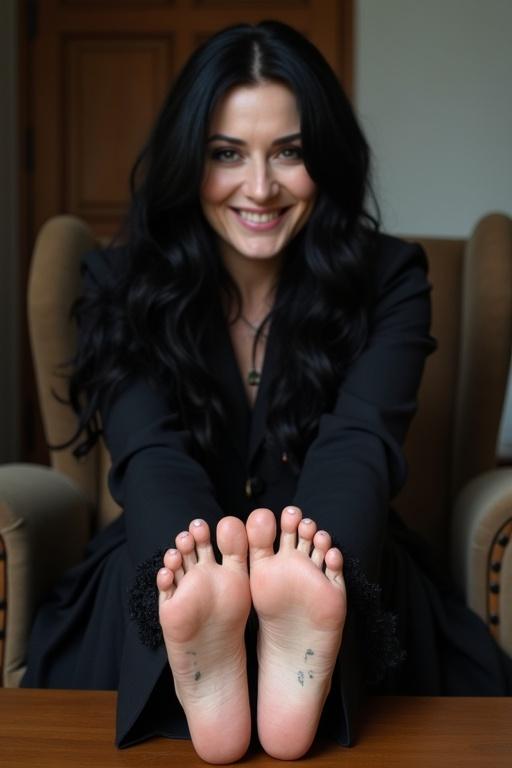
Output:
[195, 1, 307, 6]
[65, 36, 172, 231]
[19, 0, 353, 464]
[63, 1, 175, 5]
[29, 0, 353, 242]
[182, 1, 352, 94]
[2, 690, 512, 766]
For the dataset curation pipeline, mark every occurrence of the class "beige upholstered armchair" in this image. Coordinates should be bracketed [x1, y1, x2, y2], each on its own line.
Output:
[1, 213, 511, 687]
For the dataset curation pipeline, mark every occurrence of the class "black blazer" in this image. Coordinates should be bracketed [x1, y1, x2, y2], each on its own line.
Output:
[81, 233, 435, 747]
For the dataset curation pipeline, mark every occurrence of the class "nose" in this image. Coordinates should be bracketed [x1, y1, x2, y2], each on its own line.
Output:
[244, 158, 279, 202]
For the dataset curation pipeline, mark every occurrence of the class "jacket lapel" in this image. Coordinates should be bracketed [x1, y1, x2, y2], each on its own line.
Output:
[247, 321, 278, 465]
[206, 308, 251, 462]
[205, 304, 277, 466]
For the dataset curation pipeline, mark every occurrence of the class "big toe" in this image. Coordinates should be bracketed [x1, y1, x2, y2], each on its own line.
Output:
[246, 507, 276, 562]
[217, 516, 248, 573]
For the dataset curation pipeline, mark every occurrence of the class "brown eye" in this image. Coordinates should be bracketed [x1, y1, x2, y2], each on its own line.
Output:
[211, 148, 241, 163]
[278, 146, 303, 161]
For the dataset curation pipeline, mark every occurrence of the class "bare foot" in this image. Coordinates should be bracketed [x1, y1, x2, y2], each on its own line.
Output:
[157, 517, 251, 764]
[246, 506, 346, 760]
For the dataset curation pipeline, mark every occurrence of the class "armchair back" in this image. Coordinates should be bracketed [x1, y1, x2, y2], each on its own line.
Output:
[28, 216, 119, 528]
[28, 214, 512, 555]
[397, 214, 512, 558]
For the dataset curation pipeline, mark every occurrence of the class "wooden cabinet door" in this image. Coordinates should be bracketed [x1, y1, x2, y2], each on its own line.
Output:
[19, 0, 353, 462]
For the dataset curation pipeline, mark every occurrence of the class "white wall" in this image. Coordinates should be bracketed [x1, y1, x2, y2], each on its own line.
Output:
[0, 0, 20, 462]
[355, 0, 512, 237]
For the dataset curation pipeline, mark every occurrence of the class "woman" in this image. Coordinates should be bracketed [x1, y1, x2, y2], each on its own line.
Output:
[23, 20, 512, 764]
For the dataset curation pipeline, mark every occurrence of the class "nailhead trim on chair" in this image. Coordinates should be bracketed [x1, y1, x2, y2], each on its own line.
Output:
[488, 518, 512, 638]
[0, 535, 6, 686]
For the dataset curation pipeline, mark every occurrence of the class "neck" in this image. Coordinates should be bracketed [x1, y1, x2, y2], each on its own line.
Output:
[221, 247, 281, 321]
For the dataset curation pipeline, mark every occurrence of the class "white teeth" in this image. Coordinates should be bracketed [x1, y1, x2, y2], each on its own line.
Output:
[238, 209, 281, 223]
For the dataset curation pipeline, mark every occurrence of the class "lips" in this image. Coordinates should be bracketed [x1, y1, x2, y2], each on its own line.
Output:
[231, 206, 291, 230]
[238, 208, 282, 223]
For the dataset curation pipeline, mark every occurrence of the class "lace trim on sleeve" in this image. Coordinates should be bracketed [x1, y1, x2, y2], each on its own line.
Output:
[128, 549, 166, 649]
[343, 554, 406, 684]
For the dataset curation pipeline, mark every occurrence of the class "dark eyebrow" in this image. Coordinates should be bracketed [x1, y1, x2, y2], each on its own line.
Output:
[272, 132, 302, 146]
[206, 132, 302, 146]
[207, 134, 245, 146]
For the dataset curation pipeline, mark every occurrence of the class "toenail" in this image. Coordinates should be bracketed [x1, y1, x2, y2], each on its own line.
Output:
[302, 518, 313, 524]
[318, 531, 328, 537]
[192, 519, 204, 527]
[179, 531, 189, 539]
[158, 568, 169, 576]
[167, 548, 178, 556]
[285, 506, 299, 514]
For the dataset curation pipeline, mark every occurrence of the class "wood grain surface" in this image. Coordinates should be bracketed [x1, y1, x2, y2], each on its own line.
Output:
[0, 689, 510, 767]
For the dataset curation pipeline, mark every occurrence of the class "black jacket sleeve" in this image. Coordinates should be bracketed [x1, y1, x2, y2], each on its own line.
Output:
[81, 249, 225, 568]
[293, 236, 436, 581]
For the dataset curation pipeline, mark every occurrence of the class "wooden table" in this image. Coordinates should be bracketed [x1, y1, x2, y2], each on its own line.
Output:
[0, 689, 510, 767]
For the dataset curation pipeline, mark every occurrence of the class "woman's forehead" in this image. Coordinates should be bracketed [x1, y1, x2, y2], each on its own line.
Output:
[208, 82, 300, 137]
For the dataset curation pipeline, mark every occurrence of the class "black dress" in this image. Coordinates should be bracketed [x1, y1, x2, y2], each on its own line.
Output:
[22, 234, 512, 747]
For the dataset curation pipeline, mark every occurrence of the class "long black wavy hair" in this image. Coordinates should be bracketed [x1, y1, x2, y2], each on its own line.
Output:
[69, 20, 379, 471]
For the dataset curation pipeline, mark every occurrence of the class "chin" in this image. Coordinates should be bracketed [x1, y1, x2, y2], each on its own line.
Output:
[236, 239, 289, 260]
[241, 249, 283, 261]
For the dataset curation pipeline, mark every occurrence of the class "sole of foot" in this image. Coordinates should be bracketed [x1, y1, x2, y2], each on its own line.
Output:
[246, 506, 346, 760]
[157, 516, 252, 764]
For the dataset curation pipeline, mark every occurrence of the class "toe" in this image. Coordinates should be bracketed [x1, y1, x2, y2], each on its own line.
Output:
[217, 516, 248, 573]
[163, 547, 182, 571]
[189, 519, 215, 563]
[311, 530, 331, 568]
[163, 547, 184, 585]
[176, 530, 198, 571]
[297, 517, 317, 554]
[325, 548, 345, 589]
[246, 507, 277, 563]
[279, 506, 302, 551]
[157, 567, 175, 601]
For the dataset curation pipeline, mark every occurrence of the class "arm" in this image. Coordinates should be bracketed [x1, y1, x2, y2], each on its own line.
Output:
[293, 236, 436, 581]
[81, 249, 224, 567]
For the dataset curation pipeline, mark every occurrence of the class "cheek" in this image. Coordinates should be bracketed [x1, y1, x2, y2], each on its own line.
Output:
[291, 170, 317, 203]
[201, 167, 235, 205]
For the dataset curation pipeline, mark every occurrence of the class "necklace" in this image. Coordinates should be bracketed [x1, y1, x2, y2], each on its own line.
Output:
[238, 314, 268, 386]
[239, 314, 265, 335]
[247, 368, 261, 386]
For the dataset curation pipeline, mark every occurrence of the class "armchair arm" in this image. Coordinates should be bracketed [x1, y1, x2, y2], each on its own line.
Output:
[451, 468, 512, 657]
[0, 464, 92, 686]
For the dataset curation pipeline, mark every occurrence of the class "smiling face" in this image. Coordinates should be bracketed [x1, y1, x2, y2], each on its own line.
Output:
[200, 82, 317, 273]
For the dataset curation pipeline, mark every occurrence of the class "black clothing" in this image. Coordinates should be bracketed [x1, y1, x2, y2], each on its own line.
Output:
[22, 234, 512, 747]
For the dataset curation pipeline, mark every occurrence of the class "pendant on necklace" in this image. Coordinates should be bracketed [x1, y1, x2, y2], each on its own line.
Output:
[248, 369, 261, 386]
